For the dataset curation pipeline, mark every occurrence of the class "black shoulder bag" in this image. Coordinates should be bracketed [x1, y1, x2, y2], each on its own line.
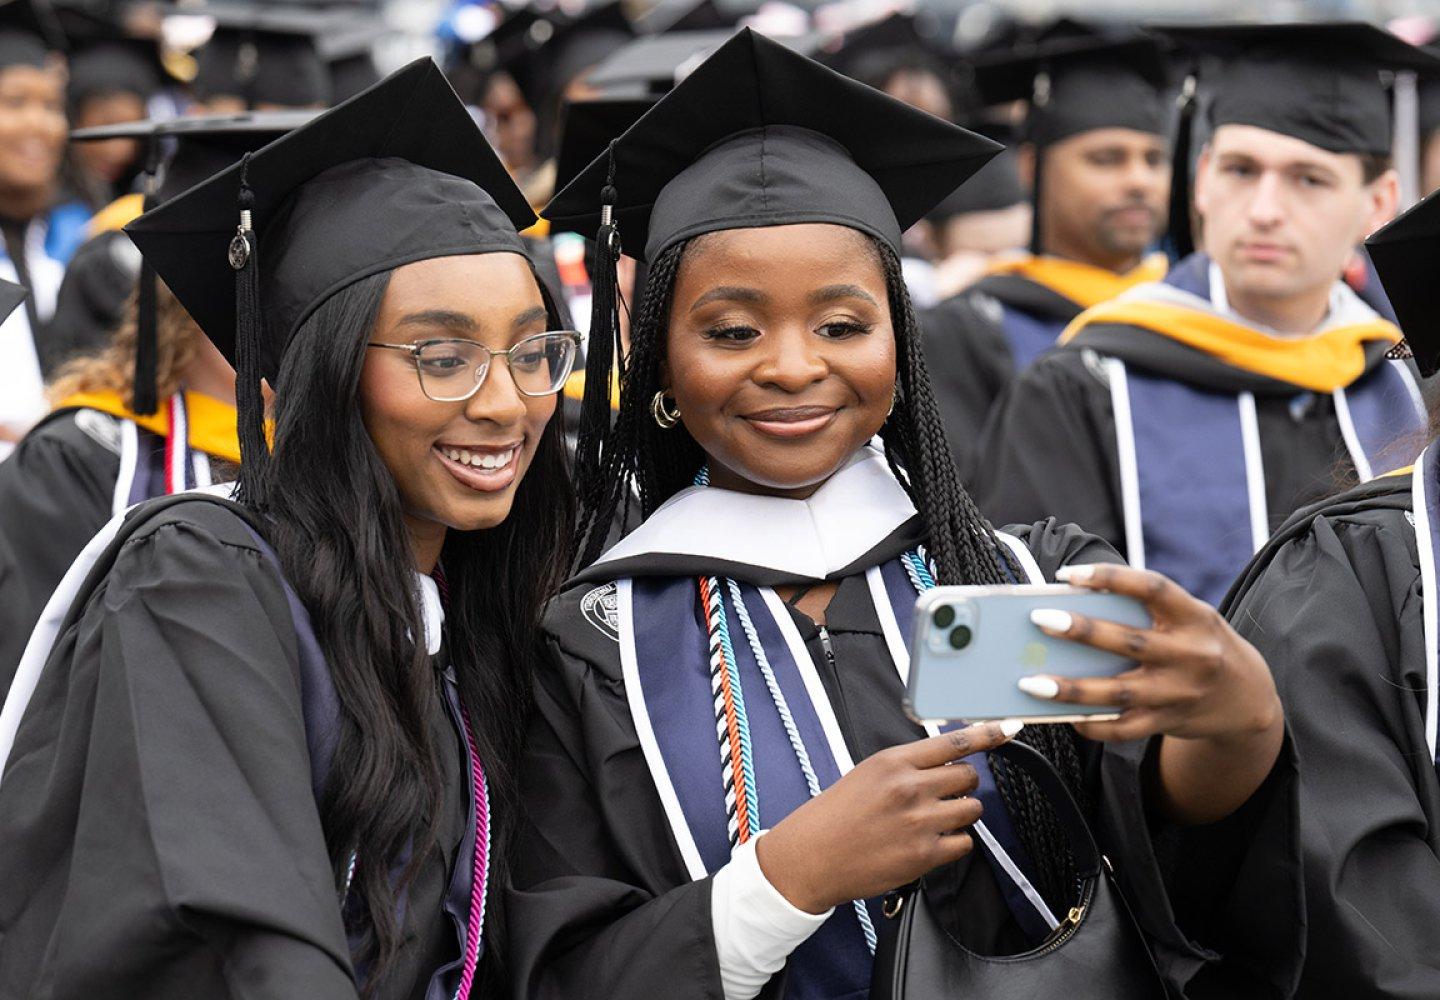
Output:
[870, 740, 1168, 999]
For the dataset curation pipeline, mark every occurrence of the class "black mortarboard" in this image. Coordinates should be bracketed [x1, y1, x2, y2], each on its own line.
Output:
[814, 12, 947, 86]
[1157, 23, 1440, 157]
[66, 40, 161, 109]
[1366, 187, 1440, 374]
[191, 6, 331, 108]
[584, 28, 736, 95]
[548, 27, 998, 260]
[71, 110, 313, 413]
[926, 145, 1026, 220]
[318, 14, 389, 103]
[554, 96, 654, 194]
[971, 34, 1167, 148]
[635, 0, 745, 36]
[502, 2, 633, 110]
[124, 58, 534, 493]
[0, 0, 63, 68]
[1157, 22, 1440, 259]
[544, 28, 998, 487]
[0, 276, 25, 321]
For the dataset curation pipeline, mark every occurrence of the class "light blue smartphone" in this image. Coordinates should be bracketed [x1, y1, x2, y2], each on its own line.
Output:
[906, 584, 1153, 724]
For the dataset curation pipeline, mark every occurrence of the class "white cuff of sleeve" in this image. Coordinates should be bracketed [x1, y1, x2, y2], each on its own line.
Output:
[710, 833, 833, 1000]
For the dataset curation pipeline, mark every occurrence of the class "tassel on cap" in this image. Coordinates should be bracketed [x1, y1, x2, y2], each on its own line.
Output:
[1027, 69, 1051, 257]
[574, 141, 624, 492]
[1166, 70, 1200, 261]
[230, 151, 269, 504]
[131, 138, 164, 416]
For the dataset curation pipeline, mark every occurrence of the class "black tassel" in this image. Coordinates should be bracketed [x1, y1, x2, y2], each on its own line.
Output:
[131, 140, 163, 416]
[1028, 145, 1045, 256]
[1027, 69, 1051, 257]
[1166, 71, 1199, 261]
[230, 152, 269, 505]
[574, 141, 623, 490]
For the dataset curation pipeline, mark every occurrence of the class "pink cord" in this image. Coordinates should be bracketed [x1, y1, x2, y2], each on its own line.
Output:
[454, 705, 490, 1000]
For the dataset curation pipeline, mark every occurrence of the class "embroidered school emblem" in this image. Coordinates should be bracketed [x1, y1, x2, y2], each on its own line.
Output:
[581, 583, 620, 641]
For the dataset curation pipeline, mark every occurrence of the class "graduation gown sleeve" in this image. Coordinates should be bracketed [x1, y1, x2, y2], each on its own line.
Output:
[973, 351, 1126, 552]
[0, 501, 357, 1000]
[0, 411, 120, 693]
[1226, 494, 1440, 998]
[506, 609, 728, 1000]
[1006, 518, 1304, 998]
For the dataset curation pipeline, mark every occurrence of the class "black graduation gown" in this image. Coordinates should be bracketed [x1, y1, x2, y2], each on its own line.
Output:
[917, 288, 1019, 481]
[507, 497, 1301, 998]
[1224, 470, 1440, 997]
[973, 257, 1419, 569]
[0, 498, 473, 1000]
[919, 258, 1166, 481]
[0, 407, 236, 695]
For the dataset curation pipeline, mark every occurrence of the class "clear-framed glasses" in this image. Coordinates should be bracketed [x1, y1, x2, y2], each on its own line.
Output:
[367, 330, 581, 402]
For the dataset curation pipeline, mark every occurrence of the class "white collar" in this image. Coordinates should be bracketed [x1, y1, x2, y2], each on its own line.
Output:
[594, 446, 917, 580]
[1204, 258, 1376, 335]
[416, 572, 444, 656]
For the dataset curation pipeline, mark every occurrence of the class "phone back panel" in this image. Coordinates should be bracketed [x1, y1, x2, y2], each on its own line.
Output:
[907, 584, 1152, 723]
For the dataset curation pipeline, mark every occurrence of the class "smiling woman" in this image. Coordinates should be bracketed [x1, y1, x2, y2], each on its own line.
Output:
[0, 60, 575, 1000]
[512, 29, 1299, 1000]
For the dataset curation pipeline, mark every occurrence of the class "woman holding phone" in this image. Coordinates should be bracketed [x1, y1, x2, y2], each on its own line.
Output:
[509, 32, 1297, 1000]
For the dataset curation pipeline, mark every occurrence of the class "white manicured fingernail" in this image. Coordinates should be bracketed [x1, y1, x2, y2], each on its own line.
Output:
[1055, 564, 1093, 583]
[999, 718, 1025, 738]
[1018, 676, 1060, 700]
[1030, 608, 1072, 633]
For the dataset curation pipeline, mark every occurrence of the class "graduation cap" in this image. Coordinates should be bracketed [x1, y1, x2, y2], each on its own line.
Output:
[1366, 186, 1440, 374]
[585, 27, 828, 98]
[124, 58, 535, 495]
[71, 110, 314, 414]
[544, 28, 998, 487]
[317, 13, 390, 103]
[634, 0, 745, 36]
[0, 0, 64, 68]
[813, 12, 946, 85]
[502, 2, 634, 111]
[66, 39, 162, 110]
[554, 96, 654, 195]
[968, 33, 1165, 255]
[191, 4, 332, 108]
[0, 274, 27, 325]
[1155, 22, 1440, 259]
[926, 145, 1026, 221]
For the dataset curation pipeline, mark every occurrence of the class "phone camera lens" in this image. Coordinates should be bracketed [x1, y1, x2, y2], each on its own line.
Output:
[949, 625, 973, 650]
[933, 605, 956, 629]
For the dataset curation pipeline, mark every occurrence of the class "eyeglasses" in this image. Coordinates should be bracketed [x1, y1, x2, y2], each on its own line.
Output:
[366, 330, 581, 402]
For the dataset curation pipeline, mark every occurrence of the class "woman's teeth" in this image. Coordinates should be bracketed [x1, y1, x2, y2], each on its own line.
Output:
[441, 446, 515, 470]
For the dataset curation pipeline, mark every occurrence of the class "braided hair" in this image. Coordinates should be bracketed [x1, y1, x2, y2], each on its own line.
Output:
[574, 232, 1086, 913]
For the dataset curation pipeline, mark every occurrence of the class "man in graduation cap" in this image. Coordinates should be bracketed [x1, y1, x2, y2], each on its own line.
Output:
[918, 33, 1170, 477]
[1218, 186, 1440, 998]
[976, 22, 1435, 609]
[0, 0, 83, 459]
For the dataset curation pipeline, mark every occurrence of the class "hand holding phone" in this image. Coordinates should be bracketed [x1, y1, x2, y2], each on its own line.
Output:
[907, 583, 1152, 724]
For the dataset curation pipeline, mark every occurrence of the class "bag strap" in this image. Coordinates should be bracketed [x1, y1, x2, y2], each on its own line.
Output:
[988, 740, 1103, 880]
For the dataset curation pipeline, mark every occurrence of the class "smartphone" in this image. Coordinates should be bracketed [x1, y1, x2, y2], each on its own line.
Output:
[906, 584, 1153, 724]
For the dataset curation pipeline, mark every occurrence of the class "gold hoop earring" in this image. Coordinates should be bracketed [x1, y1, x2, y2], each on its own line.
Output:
[651, 390, 681, 429]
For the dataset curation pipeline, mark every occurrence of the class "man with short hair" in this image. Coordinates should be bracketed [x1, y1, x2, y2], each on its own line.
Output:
[920, 34, 1170, 475]
[975, 23, 1435, 607]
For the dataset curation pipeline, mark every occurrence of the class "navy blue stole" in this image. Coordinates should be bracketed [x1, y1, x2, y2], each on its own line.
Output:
[1111, 358, 1424, 606]
[620, 546, 1058, 999]
[1001, 305, 1068, 371]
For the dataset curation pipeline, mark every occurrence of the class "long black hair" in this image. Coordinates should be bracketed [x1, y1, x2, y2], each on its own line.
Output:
[574, 233, 1085, 912]
[249, 262, 573, 993]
